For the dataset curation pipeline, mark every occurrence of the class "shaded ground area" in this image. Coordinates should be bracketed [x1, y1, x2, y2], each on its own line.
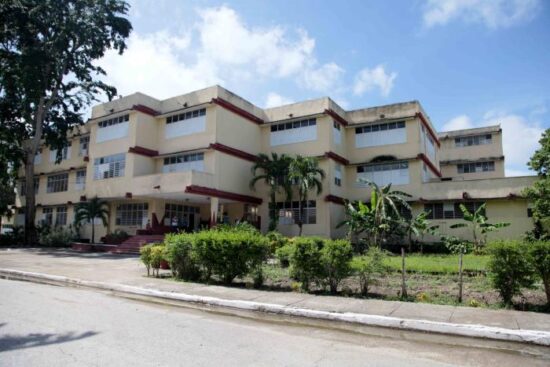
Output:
[2, 279, 549, 366]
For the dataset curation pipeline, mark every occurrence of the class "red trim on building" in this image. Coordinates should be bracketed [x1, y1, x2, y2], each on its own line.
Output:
[325, 194, 346, 205]
[416, 112, 441, 147]
[209, 143, 258, 162]
[125, 192, 133, 199]
[132, 104, 160, 116]
[211, 98, 264, 125]
[324, 109, 349, 126]
[67, 201, 73, 205]
[128, 146, 159, 157]
[83, 156, 89, 162]
[80, 196, 87, 202]
[324, 151, 349, 165]
[185, 185, 263, 205]
[417, 153, 442, 178]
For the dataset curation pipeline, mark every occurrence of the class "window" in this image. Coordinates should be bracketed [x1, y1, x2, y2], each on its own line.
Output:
[49, 144, 71, 162]
[276, 200, 316, 225]
[98, 114, 129, 128]
[55, 206, 67, 226]
[165, 108, 206, 139]
[79, 136, 90, 156]
[21, 177, 40, 196]
[34, 150, 42, 165]
[334, 163, 342, 186]
[47, 173, 68, 193]
[356, 161, 409, 186]
[333, 120, 342, 145]
[162, 152, 204, 173]
[166, 108, 206, 124]
[355, 121, 406, 147]
[42, 207, 53, 226]
[116, 203, 148, 226]
[424, 202, 485, 220]
[94, 153, 125, 179]
[270, 118, 317, 146]
[455, 134, 492, 147]
[75, 170, 86, 190]
[164, 203, 200, 226]
[457, 161, 495, 174]
[97, 114, 129, 142]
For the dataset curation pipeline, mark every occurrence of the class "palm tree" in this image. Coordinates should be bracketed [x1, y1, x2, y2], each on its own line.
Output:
[74, 197, 109, 244]
[360, 179, 412, 248]
[450, 203, 509, 253]
[250, 153, 293, 231]
[289, 156, 326, 236]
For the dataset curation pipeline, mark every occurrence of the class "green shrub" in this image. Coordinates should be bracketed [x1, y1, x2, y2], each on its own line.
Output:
[163, 233, 201, 281]
[266, 231, 289, 253]
[487, 241, 535, 306]
[528, 241, 550, 305]
[275, 242, 293, 268]
[289, 237, 324, 291]
[351, 247, 387, 296]
[150, 244, 165, 277]
[140, 244, 153, 276]
[39, 225, 76, 247]
[193, 228, 269, 284]
[320, 239, 353, 293]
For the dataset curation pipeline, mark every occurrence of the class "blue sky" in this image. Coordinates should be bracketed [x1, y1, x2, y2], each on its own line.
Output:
[99, 0, 550, 175]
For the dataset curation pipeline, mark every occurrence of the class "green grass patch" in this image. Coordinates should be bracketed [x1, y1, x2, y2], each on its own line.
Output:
[380, 254, 489, 274]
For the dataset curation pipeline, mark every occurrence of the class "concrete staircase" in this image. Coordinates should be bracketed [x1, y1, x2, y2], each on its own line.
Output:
[111, 235, 165, 254]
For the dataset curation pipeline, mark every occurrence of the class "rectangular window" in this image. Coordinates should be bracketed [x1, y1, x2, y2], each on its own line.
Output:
[162, 152, 204, 173]
[355, 121, 406, 148]
[96, 114, 129, 142]
[47, 173, 68, 193]
[276, 200, 316, 225]
[334, 163, 342, 186]
[42, 207, 53, 226]
[457, 161, 495, 174]
[356, 161, 409, 186]
[94, 153, 125, 180]
[75, 170, 86, 190]
[20, 177, 40, 196]
[55, 206, 67, 226]
[270, 118, 317, 146]
[79, 136, 90, 156]
[49, 144, 72, 162]
[164, 203, 200, 226]
[34, 150, 42, 165]
[165, 108, 206, 139]
[455, 134, 492, 147]
[116, 203, 148, 226]
[424, 202, 485, 219]
[333, 120, 342, 145]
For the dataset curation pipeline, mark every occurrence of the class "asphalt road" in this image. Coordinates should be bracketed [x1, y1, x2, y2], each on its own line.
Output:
[0, 279, 548, 367]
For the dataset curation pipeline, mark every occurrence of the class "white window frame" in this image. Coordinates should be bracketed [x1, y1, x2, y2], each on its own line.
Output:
[355, 121, 406, 148]
[116, 203, 148, 226]
[75, 170, 86, 190]
[96, 114, 129, 143]
[162, 152, 204, 173]
[46, 173, 69, 193]
[277, 200, 316, 225]
[49, 144, 71, 162]
[165, 108, 206, 139]
[94, 153, 126, 180]
[357, 161, 409, 186]
[270, 118, 317, 146]
[79, 136, 90, 156]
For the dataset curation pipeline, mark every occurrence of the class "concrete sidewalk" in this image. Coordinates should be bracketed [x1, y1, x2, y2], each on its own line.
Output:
[2, 248, 550, 345]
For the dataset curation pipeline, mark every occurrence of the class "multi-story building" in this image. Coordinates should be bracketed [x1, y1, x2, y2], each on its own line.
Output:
[11, 85, 536, 242]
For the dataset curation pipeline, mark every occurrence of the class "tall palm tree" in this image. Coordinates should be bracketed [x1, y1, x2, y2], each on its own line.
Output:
[289, 156, 326, 236]
[74, 197, 109, 244]
[360, 179, 411, 248]
[250, 153, 293, 231]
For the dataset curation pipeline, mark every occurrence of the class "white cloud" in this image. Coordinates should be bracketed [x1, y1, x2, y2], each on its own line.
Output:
[441, 114, 474, 131]
[301, 62, 345, 93]
[423, 0, 541, 29]
[265, 93, 294, 108]
[442, 112, 544, 175]
[353, 65, 397, 97]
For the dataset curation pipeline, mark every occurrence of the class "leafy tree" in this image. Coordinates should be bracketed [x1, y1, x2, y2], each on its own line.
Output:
[360, 179, 411, 248]
[524, 128, 550, 239]
[250, 152, 293, 231]
[337, 200, 375, 246]
[74, 197, 109, 244]
[0, 0, 132, 244]
[449, 203, 509, 253]
[527, 241, 550, 306]
[289, 156, 325, 236]
[0, 181, 15, 226]
[404, 211, 439, 252]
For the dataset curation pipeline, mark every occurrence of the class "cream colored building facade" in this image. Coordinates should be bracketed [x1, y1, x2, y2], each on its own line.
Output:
[11, 85, 536, 242]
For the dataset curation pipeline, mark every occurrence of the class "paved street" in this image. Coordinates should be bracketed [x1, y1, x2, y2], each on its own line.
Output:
[0, 279, 548, 367]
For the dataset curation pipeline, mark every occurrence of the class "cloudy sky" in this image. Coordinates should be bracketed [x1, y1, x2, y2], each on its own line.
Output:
[98, 0, 550, 176]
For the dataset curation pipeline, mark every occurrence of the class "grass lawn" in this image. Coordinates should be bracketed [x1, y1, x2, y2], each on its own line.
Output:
[375, 254, 489, 274]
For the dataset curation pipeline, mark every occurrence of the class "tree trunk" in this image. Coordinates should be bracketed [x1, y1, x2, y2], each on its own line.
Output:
[297, 199, 303, 236]
[401, 247, 407, 299]
[91, 220, 95, 244]
[543, 274, 550, 307]
[408, 232, 413, 252]
[269, 190, 277, 231]
[458, 251, 464, 303]
[24, 153, 37, 245]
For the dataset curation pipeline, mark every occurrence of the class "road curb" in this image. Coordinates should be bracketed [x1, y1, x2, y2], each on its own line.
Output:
[2, 268, 550, 346]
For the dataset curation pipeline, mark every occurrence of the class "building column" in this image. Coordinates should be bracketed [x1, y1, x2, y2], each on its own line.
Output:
[209, 197, 219, 227]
